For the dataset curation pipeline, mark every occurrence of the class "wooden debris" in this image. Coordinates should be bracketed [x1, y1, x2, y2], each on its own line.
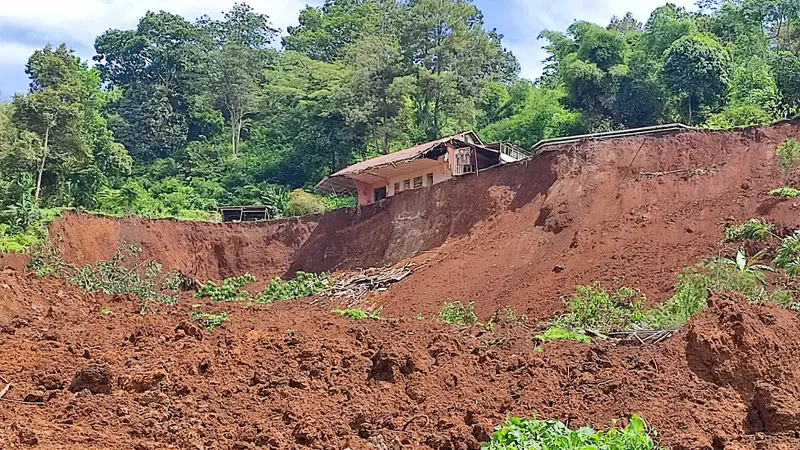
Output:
[315, 263, 419, 305]
[0, 382, 11, 399]
[607, 329, 675, 345]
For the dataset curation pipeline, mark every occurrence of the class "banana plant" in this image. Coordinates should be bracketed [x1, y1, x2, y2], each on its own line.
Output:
[712, 248, 775, 284]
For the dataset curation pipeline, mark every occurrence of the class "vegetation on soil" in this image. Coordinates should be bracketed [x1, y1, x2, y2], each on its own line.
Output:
[196, 273, 256, 301]
[438, 301, 479, 325]
[534, 327, 591, 344]
[777, 138, 800, 173]
[555, 283, 646, 332]
[67, 246, 179, 306]
[775, 231, 800, 277]
[769, 187, 800, 198]
[481, 414, 660, 450]
[190, 308, 231, 330]
[254, 272, 330, 303]
[333, 308, 381, 320]
[724, 219, 775, 242]
[4, 1, 800, 239]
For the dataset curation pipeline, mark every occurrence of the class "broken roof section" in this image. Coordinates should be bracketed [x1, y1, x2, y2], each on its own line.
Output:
[315, 131, 484, 194]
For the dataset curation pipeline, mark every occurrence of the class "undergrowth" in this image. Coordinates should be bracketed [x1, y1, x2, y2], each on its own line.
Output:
[777, 138, 800, 173]
[190, 308, 231, 330]
[438, 301, 479, 325]
[333, 308, 381, 320]
[534, 327, 590, 344]
[68, 246, 179, 306]
[724, 219, 775, 242]
[554, 283, 646, 332]
[0, 205, 63, 253]
[774, 231, 800, 277]
[481, 415, 660, 450]
[196, 273, 256, 301]
[769, 187, 800, 198]
[255, 271, 330, 303]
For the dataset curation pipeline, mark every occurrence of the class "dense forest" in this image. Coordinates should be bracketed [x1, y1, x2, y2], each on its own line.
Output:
[2, 0, 800, 249]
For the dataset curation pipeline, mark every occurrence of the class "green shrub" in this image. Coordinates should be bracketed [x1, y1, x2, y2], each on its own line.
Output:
[769, 187, 800, 198]
[333, 308, 381, 320]
[254, 271, 330, 303]
[438, 301, 479, 325]
[321, 193, 356, 211]
[0, 205, 62, 253]
[497, 306, 526, 324]
[724, 219, 775, 242]
[482, 415, 660, 450]
[556, 283, 646, 332]
[196, 273, 256, 301]
[777, 138, 800, 173]
[535, 327, 591, 343]
[190, 309, 231, 330]
[68, 246, 178, 306]
[774, 231, 800, 277]
[289, 189, 326, 216]
[644, 270, 710, 329]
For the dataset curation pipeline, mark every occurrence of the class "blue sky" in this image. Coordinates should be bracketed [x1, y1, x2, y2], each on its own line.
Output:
[0, 0, 695, 98]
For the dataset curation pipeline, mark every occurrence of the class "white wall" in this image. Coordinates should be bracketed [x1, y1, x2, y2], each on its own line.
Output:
[387, 158, 452, 197]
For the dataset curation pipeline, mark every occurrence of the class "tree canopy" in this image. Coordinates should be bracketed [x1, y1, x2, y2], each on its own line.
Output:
[2, 0, 800, 230]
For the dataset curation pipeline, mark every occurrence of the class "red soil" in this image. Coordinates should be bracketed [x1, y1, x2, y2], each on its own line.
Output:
[1, 121, 800, 448]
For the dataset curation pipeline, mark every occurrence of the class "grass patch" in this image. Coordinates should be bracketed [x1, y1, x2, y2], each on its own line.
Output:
[333, 308, 381, 320]
[724, 219, 775, 242]
[644, 269, 709, 329]
[482, 414, 660, 449]
[196, 273, 256, 302]
[769, 187, 800, 198]
[496, 306, 527, 324]
[777, 138, 800, 173]
[438, 301, 479, 325]
[190, 308, 231, 330]
[0, 206, 63, 253]
[100, 306, 114, 315]
[534, 327, 591, 344]
[555, 283, 646, 332]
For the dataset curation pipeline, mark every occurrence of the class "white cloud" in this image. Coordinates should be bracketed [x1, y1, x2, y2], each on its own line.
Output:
[0, 0, 320, 96]
[502, 0, 697, 79]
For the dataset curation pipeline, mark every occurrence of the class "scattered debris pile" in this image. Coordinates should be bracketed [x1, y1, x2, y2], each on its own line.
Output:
[316, 263, 421, 307]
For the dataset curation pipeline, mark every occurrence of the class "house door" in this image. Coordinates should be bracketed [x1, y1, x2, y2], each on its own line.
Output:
[373, 186, 387, 202]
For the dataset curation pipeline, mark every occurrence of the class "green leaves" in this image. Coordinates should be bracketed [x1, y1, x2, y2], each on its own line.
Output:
[438, 301, 479, 325]
[481, 415, 660, 450]
[724, 219, 776, 242]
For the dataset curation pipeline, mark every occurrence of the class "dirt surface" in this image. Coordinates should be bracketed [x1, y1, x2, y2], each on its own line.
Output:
[2, 271, 800, 449]
[2, 121, 800, 448]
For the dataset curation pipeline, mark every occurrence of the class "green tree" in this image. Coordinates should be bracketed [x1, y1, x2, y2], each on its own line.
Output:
[12, 45, 92, 202]
[663, 33, 731, 123]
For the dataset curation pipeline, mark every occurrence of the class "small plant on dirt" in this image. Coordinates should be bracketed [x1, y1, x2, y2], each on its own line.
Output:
[415, 312, 424, 320]
[534, 327, 591, 344]
[711, 248, 775, 283]
[190, 308, 231, 330]
[196, 273, 256, 302]
[25, 245, 66, 277]
[68, 246, 178, 306]
[438, 301, 479, 325]
[724, 219, 775, 242]
[774, 231, 800, 278]
[160, 270, 185, 291]
[100, 306, 114, 315]
[555, 283, 646, 333]
[769, 187, 800, 198]
[495, 306, 527, 325]
[481, 414, 660, 450]
[644, 269, 710, 329]
[254, 271, 330, 303]
[777, 138, 800, 173]
[333, 308, 381, 320]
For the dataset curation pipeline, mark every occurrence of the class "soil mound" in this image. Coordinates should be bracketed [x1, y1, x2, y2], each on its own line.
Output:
[1, 272, 800, 449]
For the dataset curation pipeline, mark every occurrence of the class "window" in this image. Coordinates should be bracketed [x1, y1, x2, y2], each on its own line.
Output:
[394, 182, 400, 193]
[426, 173, 434, 186]
[374, 186, 387, 202]
[413, 176, 423, 188]
[403, 179, 411, 190]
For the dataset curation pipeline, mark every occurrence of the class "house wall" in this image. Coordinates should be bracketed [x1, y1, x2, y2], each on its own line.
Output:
[387, 158, 451, 197]
[354, 179, 387, 205]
